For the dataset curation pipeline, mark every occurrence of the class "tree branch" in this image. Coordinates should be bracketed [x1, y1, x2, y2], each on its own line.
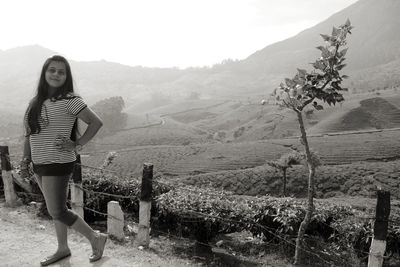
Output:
[300, 97, 315, 111]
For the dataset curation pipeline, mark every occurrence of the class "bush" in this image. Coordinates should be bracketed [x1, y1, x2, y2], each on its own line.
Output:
[81, 169, 171, 222]
[154, 185, 400, 262]
[78, 171, 400, 262]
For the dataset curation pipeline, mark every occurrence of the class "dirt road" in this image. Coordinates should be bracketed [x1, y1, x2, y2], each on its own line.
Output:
[0, 200, 195, 267]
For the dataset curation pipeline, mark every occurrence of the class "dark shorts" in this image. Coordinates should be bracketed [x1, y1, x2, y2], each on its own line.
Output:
[33, 162, 75, 176]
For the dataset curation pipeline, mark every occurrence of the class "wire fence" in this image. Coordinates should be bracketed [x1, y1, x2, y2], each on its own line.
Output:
[2, 143, 400, 266]
[6, 166, 376, 267]
[14, 172, 393, 266]
[62, 190, 347, 267]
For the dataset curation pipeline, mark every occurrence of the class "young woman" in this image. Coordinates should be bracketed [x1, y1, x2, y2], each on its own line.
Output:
[22, 55, 107, 266]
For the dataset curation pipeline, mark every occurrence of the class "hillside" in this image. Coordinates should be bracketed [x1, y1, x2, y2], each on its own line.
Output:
[234, 0, 400, 94]
[0, 46, 189, 114]
[76, 127, 400, 179]
[308, 93, 400, 134]
[1, 0, 400, 115]
[133, 90, 400, 142]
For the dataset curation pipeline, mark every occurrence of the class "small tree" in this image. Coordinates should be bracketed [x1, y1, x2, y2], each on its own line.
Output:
[267, 150, 322, 197]
[91, 96, 127, 135]
[270, 20, 353, 264]
[266, 151, 303, 197]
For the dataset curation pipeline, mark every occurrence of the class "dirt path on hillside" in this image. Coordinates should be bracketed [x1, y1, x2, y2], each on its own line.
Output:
[0, 200, 196, 267]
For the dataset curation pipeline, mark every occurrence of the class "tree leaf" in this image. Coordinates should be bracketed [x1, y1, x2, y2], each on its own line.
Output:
[335, 95, 345, 102]
[339, 48, 348, 58]
[315, 105, 324, 111]
[312, 61, 325, 71]
[332, 27, 340, 37]
[297, 68, 307, 78]
[320, 47, 331, 58]
[285, 78, 296, 88]
[320, 34, 331, 42]
[331, 81, 340, 90]
[324, 88, 335, 94]
[344, 18, 351, 27]
[336, 64, 347, 70]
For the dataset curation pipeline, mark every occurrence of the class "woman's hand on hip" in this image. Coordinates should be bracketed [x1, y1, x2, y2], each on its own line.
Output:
[55, 135, 76, 152]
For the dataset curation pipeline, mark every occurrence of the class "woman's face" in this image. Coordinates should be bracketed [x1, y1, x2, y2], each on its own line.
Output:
[45, 61, 67, 89]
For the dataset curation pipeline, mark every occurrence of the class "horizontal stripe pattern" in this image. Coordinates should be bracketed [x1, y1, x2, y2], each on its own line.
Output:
[27, 97, 87, 164]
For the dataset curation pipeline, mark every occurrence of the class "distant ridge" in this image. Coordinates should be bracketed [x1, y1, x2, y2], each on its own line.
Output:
[223, 0, 400, 95]
[241, 0, 400, 73]
[1, 0, 400, 114]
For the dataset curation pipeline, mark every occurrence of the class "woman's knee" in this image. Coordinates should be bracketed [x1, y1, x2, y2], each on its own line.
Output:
[46, 203, 67, 219]
[47, 206, 78, 226]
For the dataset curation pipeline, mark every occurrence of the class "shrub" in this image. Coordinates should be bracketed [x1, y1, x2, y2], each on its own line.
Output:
[154, 185, 400, 262]
[81, 169, 171, 222]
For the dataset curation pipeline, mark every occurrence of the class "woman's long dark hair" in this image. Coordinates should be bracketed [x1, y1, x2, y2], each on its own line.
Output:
[25, 55, 79, 140]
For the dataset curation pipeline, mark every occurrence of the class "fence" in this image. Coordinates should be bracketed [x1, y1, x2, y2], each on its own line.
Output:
[0, 144, 398, 266]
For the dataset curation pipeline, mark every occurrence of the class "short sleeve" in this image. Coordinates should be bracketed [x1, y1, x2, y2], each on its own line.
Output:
[66, 97, 87, 116]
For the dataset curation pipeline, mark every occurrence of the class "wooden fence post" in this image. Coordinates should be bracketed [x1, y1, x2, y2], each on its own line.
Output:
[0, 146, 18, 207]
[368, 189, 390, 267]
[70, 154, 84, 218]
[107, 201, 124, 240]
[137, 163, 153, 247]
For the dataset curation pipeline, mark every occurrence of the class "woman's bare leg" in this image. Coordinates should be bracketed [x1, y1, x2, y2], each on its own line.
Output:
[34, 174, 71, 265]
[37, 174, 106, 262]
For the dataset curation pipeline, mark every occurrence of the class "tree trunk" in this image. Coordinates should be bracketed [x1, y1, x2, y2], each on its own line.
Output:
[294, 110, 316, 265]
[282, 168, 287, 197]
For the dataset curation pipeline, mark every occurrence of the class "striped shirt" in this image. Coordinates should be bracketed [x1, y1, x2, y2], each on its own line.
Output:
[25, 96, 87, 164]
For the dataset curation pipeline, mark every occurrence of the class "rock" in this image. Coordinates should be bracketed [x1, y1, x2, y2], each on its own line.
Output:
[216, 240, 224, 247]
[28, 201, 37, 207]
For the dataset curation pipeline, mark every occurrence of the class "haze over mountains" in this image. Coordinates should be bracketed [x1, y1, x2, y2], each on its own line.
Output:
[1, 0, 399, 116]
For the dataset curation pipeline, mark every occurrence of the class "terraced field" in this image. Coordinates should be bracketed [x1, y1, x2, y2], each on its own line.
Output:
[82, 129, 400, 177]
[6, 91, 400, 179]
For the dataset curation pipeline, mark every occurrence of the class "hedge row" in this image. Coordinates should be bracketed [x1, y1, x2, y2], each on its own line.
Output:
[77, 171, 400, 263]
[178, 160, 400, 199]
[10, 167, 400, 264]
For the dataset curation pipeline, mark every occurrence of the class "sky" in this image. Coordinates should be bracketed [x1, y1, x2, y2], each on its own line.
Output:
[0, 0, 358, 68]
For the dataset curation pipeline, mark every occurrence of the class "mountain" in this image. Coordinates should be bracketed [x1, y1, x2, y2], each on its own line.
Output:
[231, 0, 400, 92]
[1, 0, 400, 115]
[0, 45, 189, 113]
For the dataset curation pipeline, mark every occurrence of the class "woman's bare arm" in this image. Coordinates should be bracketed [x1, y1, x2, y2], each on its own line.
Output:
[23, 136, 32, 161]
[75, 106, 103, 146]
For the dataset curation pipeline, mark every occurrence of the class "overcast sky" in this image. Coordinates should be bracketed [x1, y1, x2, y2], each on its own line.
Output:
[0, 0, 358, 68]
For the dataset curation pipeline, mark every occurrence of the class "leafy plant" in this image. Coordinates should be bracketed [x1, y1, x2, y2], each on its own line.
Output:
[266, 150, 303, 197]
[270, 19, 353, 265]
[81, 169, 171, 222]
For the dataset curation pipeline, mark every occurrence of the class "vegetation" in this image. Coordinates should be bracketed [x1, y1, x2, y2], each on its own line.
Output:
[270, 19, 353, 264]
[5, 143, 400, 265]
[266, 151, 303, 197]
[90, 96, 128, 136]
[21, 169, 399, 266]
